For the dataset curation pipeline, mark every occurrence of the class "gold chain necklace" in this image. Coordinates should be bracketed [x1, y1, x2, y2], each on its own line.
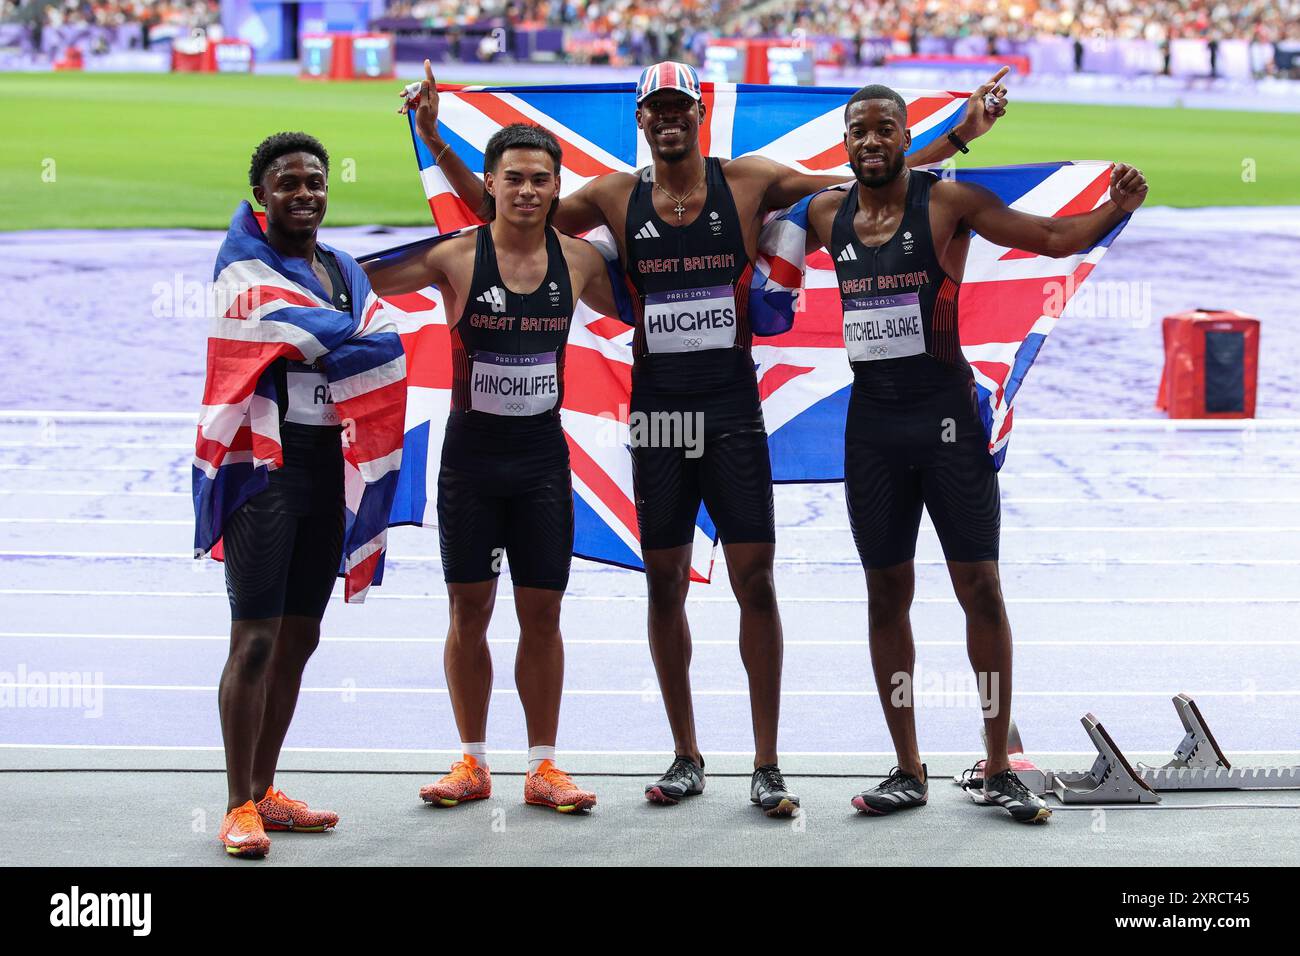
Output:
[653, 167, 706, 222]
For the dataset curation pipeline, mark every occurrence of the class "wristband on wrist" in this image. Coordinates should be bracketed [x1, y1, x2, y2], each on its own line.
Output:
[947, 130, 970, 154]
[434, 142, 451, 164]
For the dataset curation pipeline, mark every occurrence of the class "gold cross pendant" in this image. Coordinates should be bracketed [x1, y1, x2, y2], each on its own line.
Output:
[674, 201, 686, 220]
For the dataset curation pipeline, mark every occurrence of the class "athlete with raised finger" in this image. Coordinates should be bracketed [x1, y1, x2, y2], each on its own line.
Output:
[801, 84, 1147, 823]
[364, 123, 620, 813]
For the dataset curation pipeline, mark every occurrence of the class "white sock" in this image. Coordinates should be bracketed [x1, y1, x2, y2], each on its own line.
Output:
[461, 742, 488, 769]
[528, 745, 556, 774]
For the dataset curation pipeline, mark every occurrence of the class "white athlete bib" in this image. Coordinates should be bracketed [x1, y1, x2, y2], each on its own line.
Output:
[643, 284, 737, 354]
[843, 292, 926, 362]
[470, 350, 560, 416]
[284, 363, 340, 426]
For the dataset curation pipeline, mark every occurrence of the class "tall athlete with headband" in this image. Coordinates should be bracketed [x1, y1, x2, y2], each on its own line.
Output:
[364, 124, 619, 813]
[215, 133, 353, 857]
[802, 85, 1147, 822]
[406, 60, 1008, 815]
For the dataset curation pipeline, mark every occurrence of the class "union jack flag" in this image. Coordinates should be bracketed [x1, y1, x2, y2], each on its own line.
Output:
[193, 201, 408, 602]
[376, 82, 1130, 579]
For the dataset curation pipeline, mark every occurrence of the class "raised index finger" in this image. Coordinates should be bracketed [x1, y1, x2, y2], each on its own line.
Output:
[425, 58, 435, 87]
[986, 66, 1011, 87]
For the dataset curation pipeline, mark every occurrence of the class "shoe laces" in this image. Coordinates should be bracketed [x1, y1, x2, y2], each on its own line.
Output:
[272, 788, 306, 809]
[445, 760, 479, 784]
[536, 763, 577, 790]
[987, 768, 1031, 798]
[232, 802, 263, 832]
[881, 766, 921, 791]
[754, 764, 787, 792]
[663, 756, 698, 783]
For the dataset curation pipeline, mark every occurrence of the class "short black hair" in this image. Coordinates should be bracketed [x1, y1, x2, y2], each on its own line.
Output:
[844, 85, 908, 124]
[480, 123, 563, 222]
[248, 132, 330, 188]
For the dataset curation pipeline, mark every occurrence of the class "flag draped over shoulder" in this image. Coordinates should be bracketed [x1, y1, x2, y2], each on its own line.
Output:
[376, 81, 1130, 578]
[193, 200, 408, 602]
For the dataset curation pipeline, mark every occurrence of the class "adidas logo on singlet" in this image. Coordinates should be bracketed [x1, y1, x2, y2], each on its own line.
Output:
[635, 221, 661, 240]
[476, 286, 506, 312]
[836, 245, 858, 262]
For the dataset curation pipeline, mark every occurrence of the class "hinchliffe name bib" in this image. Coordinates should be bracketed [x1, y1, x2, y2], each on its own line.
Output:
[470, 350, 560, 416]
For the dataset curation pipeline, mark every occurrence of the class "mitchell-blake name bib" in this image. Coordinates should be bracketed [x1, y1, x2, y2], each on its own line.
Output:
[843, 292, 926, 362]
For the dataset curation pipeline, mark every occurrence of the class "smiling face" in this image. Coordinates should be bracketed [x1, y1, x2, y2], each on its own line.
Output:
[636, 90, 705, 164]
[483, 147, 560, 227]
[253, 151, 328, 239]
[843, 99, 912, 188]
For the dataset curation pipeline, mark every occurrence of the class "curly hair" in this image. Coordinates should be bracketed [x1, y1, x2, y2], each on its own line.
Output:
[248, 131, 330, 187]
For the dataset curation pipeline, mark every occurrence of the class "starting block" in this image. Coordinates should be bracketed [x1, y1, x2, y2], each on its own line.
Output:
[956, 694, 1300, 805]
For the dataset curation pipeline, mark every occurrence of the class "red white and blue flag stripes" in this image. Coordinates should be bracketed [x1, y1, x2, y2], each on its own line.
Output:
[193, 201, 408, 602]
[753, 162, 1130, 473]
[378, 81, 1130, 578]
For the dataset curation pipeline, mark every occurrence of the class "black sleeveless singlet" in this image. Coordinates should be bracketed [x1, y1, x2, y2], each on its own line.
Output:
[623, 156, 755, 394]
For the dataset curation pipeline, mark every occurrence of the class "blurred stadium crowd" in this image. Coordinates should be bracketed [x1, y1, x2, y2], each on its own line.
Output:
[1, 0, 217, 29]
[1, 0, 1296, 74]
[377, 0, 1298, 43]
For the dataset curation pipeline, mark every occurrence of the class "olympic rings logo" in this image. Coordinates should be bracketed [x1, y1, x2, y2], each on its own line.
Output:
[868, 345, 889, 356]
[683, 337, 703, 348]
[504, 402, 526, 412]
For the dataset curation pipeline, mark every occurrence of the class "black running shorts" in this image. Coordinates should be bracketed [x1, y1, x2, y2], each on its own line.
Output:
[843, 379, 1000, 568]
[437, 415, 574, 590]
[629, 383, 776, 551]
[223, 426, 345, 620]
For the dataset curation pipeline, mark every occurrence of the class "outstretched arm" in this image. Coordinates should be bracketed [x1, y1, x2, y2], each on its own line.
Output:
[760, 66, 1011, 210]
[908, 65, 1009, 167]
[568, 238, 620, 319]
[360, 235, 453, 297]
[403, 60, 607, 236]
[957, 163, 1147, 258]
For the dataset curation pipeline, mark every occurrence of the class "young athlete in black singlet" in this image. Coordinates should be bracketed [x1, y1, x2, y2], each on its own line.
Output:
[804, 85, 1147, 823]
[364, 124, 620, 813]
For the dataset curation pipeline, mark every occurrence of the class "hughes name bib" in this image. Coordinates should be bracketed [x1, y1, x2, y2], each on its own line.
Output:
[643, 285, 737, 354]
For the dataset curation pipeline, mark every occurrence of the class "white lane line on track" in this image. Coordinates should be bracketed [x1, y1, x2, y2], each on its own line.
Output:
[12, 489, 1300, 505]
[4, 631, 1298, 648]
[2, 684, 1297, 698]
[0, 465, 188, 473]
[0, 518, 190, 526]
[3, 516, 1298, 534]
[7, 550, 1300, 569]
[14, 743, 1297, 757]
[6, 411, 1300, 429]
[4, 588, 1299, 605]
[3, 466, 1299, 481]
[0, 442, 194, 450]
[9, 444, 1300, 457]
